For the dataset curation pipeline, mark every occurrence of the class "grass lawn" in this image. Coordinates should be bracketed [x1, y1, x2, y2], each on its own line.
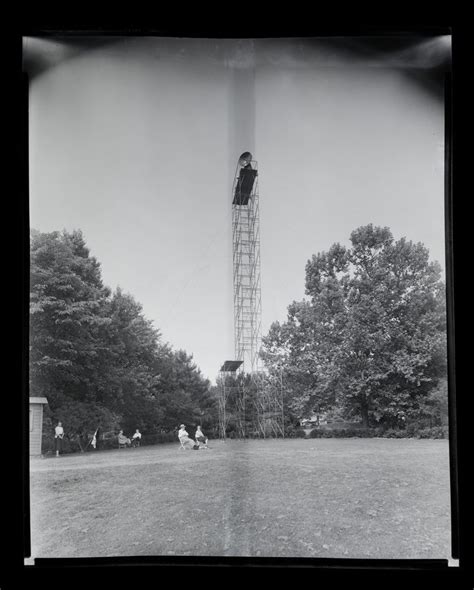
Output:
[29, 438, 452, 559]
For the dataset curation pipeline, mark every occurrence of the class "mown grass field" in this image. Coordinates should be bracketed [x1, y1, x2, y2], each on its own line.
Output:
[29, 438, 452, 559]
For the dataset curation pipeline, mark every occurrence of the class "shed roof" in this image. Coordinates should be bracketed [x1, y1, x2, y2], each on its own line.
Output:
[220, 360, 243, 372]
[29, 397, 48, 405]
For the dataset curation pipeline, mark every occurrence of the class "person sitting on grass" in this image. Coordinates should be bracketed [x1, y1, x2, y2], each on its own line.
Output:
[178, 424, 195, 449]
[131, 429, 142, 447]
[195, 425, 208, 449]
[118, 430, 131, 448]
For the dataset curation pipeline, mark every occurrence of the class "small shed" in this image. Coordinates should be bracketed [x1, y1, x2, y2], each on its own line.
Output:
[29, 397, 48, 456]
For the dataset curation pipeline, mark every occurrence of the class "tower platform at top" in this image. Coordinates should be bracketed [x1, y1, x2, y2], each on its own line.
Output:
[233, 163, 258, 205]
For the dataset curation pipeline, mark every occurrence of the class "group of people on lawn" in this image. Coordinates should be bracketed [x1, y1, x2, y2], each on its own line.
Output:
[118, 424, 208, 450]
[178, 424, 209, 450]
[54, 422, 143, 455]
[54, 421, 208, 454]
[118, 429, 142, 448]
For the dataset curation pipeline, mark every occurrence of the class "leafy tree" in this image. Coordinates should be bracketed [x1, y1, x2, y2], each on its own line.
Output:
[416, 378, 449, 428]
[30, 228, 215, 447]
[152, 348, 213, 432]
[101, 288, 163, 431]
[261, 224, 447, 427]
[29, 229, 112, 408]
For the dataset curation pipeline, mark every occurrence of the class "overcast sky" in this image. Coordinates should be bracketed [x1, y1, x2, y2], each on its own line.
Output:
[24, 35, 450, 383]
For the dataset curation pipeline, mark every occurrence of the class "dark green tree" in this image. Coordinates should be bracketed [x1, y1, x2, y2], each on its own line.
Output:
[102, 288, 163, 432]
[261, 224, 447, 427]
[152, 348, 213, 432]
[30, 228, 216, 446]
[30, 229, 112, 408]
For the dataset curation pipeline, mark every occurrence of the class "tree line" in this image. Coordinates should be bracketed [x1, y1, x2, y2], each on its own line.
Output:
[30, 229, 216, 451]
[260, 224, 448, 431]
[29, 224, 449, 451]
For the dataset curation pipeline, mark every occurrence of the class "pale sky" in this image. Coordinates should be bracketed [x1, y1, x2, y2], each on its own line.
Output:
[24, 35, 450, 383]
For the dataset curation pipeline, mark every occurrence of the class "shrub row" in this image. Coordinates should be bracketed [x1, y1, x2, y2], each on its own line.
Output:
[416, 426, 448, 439]
[309, 427, 376, 438]
[96, 431, 179, 449]
[40, 425, 448, 454]
[41, 431, 179, 454]
[308, 426, 448, 439]
[284, 427, 307, 438]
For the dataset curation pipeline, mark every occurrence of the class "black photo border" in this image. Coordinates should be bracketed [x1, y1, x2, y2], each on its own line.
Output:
[5, 20, 472, 589]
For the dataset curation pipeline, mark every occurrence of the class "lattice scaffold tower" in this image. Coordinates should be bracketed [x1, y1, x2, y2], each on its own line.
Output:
[217, 360, 244, 440]
[262, 366, 285, 438]
[232, 152, 262, 375]
[230, 152, 284, 438]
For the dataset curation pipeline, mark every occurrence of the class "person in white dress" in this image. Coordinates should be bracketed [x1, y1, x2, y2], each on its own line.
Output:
[178, 424, 194, 449]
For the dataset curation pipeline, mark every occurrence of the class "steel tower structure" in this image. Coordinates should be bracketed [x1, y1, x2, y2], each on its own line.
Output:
[218, 152, 284, 439]
[233, 152, 284, 438]
[217, 360, 244, 439]
[232, 152, 262, 375]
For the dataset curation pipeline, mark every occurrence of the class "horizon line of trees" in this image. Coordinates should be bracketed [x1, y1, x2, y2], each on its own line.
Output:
[30, 228, 216, 452]
[29, 224, 449, 451]
[260, 223, 448, 431]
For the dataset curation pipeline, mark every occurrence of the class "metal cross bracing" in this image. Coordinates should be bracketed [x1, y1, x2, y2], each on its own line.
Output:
[232, 158, 262, 376]
[256, 373, 285, 438]
[217, 361, 245, 440]
[218, 152, 285, 439]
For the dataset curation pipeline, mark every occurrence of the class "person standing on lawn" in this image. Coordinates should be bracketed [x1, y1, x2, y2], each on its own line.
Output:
[54, 421, 64, 457]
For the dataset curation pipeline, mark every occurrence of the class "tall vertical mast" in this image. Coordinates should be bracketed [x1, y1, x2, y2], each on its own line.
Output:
[219, 151, 284, 439]
[232, 152, 262, 375]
